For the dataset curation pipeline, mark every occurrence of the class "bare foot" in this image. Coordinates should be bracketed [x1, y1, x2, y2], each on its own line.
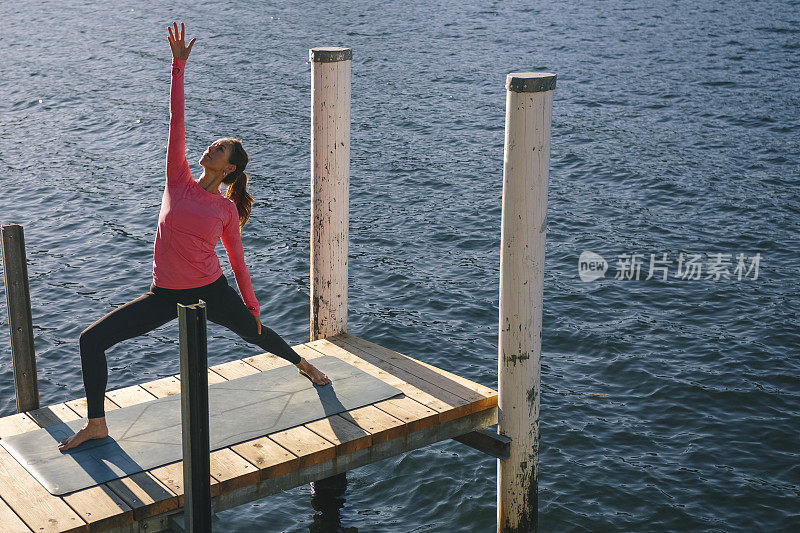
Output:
[296, 358, 330, 386]
[58, 418, 109, 451]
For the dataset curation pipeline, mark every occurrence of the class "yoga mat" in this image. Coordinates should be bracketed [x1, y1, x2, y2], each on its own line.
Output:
[0, 355, 403, 496]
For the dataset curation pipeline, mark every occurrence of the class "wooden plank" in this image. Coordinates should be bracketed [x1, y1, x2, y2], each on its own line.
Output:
[145, 462, 187, 508]
[452, 427, 511, 459]
[334, 405, 406, 445]
[64, 396, 120, 419]
[104, 471, 177, 522]
[144, 450, 256, 506]
[205, 368, 230, 385]
[304, 339, 467, 417]
[208, 448, 260, 496]
[347, 333, 497, 396]
[327, 334, 496, 417]
[171, 369, 230, 385]
[242, 352, 292, 371]
[224, 341, 414, 480]
[290, 342, 329, 361]
[61, 485, 135, 532]
[243, 344, 325, 372]
[142, 445, 260, 508]
[266, 425, 336, 470]
[25, 403, 81, 428]
[188, 344, 363, 498]
[0, 444, 86, 532]
[300, 341, 456, 447]
[0, 495, 33, 532]
[229, 436, 299, 481]
[0, 412, 39, 437]
[335, 332, 497, 401]
[302, 414, 371, 457]
[138, 375, 180, 398]
[307, 340, 455, 408]
[105, 385, 158, 408]
[367, 395, 439, 434]
[207, 359, 260, 380]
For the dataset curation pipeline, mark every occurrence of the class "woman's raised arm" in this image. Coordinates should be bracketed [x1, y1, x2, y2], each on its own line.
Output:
[165, 22, 196, 188]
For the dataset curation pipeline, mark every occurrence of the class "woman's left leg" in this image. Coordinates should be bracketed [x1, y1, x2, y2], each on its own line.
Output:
[201, 278, 302, 365]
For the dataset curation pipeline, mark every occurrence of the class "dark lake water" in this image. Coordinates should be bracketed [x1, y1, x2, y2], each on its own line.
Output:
[1, 0, 798, 531]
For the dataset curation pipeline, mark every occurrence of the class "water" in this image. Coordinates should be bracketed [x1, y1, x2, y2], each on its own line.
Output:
[1, 0, 798, 531]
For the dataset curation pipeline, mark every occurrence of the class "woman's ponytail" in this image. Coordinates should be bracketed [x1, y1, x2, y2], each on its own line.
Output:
[219, 138, 254, 229]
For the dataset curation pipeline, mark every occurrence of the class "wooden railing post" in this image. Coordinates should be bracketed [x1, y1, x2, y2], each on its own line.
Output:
[309, 46, 351, 342]
[178, 299, 212, 533]
[498, 72, 556, 533]
[1, 223, 39, 413]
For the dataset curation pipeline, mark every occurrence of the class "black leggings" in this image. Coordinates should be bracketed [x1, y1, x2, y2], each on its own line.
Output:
[78, 273, 302, 419]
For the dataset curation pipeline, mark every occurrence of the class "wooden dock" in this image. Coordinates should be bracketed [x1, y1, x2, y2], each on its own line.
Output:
[0, 332, 498, 532]
[1, 49, 552, 532]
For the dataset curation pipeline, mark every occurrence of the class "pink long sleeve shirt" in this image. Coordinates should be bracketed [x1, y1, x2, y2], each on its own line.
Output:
[151, 58, 260, 319]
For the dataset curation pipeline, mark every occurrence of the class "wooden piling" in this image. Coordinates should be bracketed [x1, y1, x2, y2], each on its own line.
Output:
[497, 72, 556, 533]
[1, 223, 39, 414]
[309, 46, 351, 342]
[178, 299, 212, 533]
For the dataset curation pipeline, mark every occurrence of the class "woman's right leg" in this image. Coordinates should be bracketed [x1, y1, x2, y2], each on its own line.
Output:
[79, 288, 176, 419]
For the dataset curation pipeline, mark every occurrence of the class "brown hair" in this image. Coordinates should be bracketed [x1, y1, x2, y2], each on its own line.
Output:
[219, 137, 254, 229]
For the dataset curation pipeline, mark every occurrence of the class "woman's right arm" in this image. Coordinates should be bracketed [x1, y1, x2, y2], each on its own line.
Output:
[165, 22, 196, 188]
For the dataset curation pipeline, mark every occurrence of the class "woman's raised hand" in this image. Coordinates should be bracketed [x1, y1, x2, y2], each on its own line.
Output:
[167, 21, 196, 61]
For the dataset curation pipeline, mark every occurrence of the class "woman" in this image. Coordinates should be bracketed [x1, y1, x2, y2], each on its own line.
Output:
[58, 22, 329, 452]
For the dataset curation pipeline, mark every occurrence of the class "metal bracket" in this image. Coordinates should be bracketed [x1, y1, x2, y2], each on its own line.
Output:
[451, 428, 512, 460]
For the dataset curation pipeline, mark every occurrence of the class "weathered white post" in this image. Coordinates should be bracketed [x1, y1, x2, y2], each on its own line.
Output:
[309, 46, 351, 342]
[308, 45, 352, 495]
[498, 72, 556, 532]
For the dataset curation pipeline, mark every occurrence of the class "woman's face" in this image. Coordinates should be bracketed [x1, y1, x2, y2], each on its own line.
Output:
[199, 140, 234, 174]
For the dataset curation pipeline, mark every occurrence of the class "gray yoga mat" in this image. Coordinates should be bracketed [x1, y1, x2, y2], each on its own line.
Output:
[0, 355, 404, 496]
